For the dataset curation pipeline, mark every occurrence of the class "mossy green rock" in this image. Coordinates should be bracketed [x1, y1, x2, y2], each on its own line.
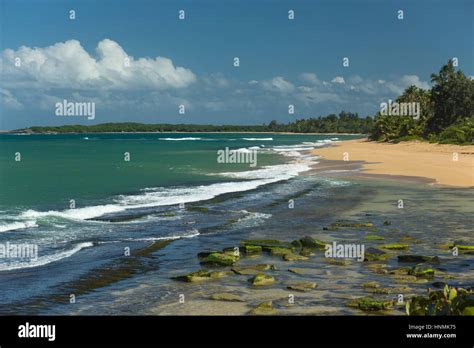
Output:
[201, 252, 239, 266]
[172, 270, 228, 282]
[231, 264, 273, 275]
[326, 258, 350, 266]
[209, 293, 244, 302]
[249, 301, 278, 315]
[408, 266, 435, 278]
[239, 245, 262, 254]
[364, 247, 390, 261]
[298, 236, 327, 249]
[456, 245, 474, 250]
[268, 247, 293, 256]
[361, 281, 380, 288]
[283, 252, 309, 261]
[241, 239, 293, 249]
[381, 243, 409, 250]
[287, 281, 317, 292]
[347, 296, 393, 311]
[365, 234, 385, 240]
[300, 248, 314, 257]
[331, 221, 374, 228]
[248, 273, 276, 286]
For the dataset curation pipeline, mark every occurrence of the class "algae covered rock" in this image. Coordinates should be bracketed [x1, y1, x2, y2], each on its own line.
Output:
[248, 273, 276, 286]
[200, 252, 239, 266]
[268, 247, 293, 256]
[283, 252, 309, 261]
[299, 248, 314, 257]
[347, 296, 393, 311]
[172, 270, 229, 282]
[365, 234, 385, 241]
[231, 264, 274, 275]
[381, 243, 409, 250]
[330, 221, 374, 228]
[408, 266, 435, 278]
[239, 245, 262, 255]
[298, 236, 327, 249]
[361, 281, 380, 288]
[326, 258, 350, 266]
[249, 301, 278, 315]
[240, 239, 294, 249]
[209, 293, 244, 302]
[364, 247, 391, 261]
[287, 281, 317, 292]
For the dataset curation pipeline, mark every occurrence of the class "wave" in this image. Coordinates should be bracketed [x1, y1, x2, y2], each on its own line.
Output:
[0, 242, 93, 271]
[159, 137, 202, 141]
[242, 137, 273, 141]
[0, 220, 38, 233]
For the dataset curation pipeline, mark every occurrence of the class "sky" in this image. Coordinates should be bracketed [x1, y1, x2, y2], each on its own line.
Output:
[0, 0, 473, 129]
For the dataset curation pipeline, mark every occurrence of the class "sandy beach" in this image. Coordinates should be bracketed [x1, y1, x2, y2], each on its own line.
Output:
[312, 139, 474, 188]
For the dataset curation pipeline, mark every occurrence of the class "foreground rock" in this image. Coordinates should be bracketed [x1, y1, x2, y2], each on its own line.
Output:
[287, 281, 317, 292]
[364, 247, 391, 261]
[231, 264, 274, 275]
[172, 270, 229, 282]
[347, 296, 393, 311]
[381, 243, 409, 250]
[248, 274, 276, 286]
[249, 301, 278, 315]
[200, 252, 239, 266]
[209, 293, 244, 302]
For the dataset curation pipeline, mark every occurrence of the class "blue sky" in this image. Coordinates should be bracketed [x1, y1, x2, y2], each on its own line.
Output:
[0, 0, 473, 129]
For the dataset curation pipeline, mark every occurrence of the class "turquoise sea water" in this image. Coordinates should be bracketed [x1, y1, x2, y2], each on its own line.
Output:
[0, 132, 472, 315]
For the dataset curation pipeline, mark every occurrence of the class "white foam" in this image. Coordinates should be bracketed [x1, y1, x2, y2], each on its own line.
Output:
[0, 220, 38, 233]
[0, 242, 93, 271]
[159, 137, 202, 141]
[242, 137, 273, 141]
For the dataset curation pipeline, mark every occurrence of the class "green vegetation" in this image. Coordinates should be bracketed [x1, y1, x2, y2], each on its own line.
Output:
[406, 285, 474, 315]
[20, 111, 373, 134]
[370, 61, 474, 144]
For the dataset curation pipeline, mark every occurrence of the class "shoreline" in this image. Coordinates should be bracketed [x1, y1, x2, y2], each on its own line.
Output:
[311, 138, 474, 188]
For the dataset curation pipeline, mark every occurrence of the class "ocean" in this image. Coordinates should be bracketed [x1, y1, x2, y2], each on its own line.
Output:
[0, 133, 472, 315]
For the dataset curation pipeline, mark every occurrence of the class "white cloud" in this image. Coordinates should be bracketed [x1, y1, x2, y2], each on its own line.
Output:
[261, 76, 295, 93]
[1, 39, 196, 90]
[331, 76, 345, 84]
[300, 72, 320, 85]
[0, 88, 23, 109]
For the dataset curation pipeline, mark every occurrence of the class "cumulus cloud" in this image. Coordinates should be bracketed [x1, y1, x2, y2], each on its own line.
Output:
[300, 72, 320, 85]
[331, 76, 345, 84]
[0, 39, 196, 90]
[261, 76, 295, 93]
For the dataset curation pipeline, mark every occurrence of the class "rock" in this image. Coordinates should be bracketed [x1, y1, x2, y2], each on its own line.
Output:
[200, 252, 239, 266]
[365, 287, 392, 294]
[240, 239, 294, 249]
[346, 296, 393, 311]
[365, 234, 385, 240]
[299, 236, 327, 249]
[326, 258, 350, 266]
[239, 245, 262, 255]
[383, 220, 391, 226]
[408, 266, 435, 278]
[300, 248, 314, 257]
[331, 221, 374, 228]
[231, 264, 274, 275]
[197, 250, 220, 259]
[268, 247, 293, 256]
[389, 268, 411, 275]
[364, 247, 391, 261]
[172, 270, 229, 282]
[209, 293, 244, 302]
[248, 273, 276, 286]
[283, 252, 309, 261]
[249, 301, 277, 315]
[397, 255, 440, 264]
[287, 281, 317, 292]
[399, 236, 418, 243]
[361, 281, 380, 288]
[381, 243, 409, 250]
[291, 239, 303, 248]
